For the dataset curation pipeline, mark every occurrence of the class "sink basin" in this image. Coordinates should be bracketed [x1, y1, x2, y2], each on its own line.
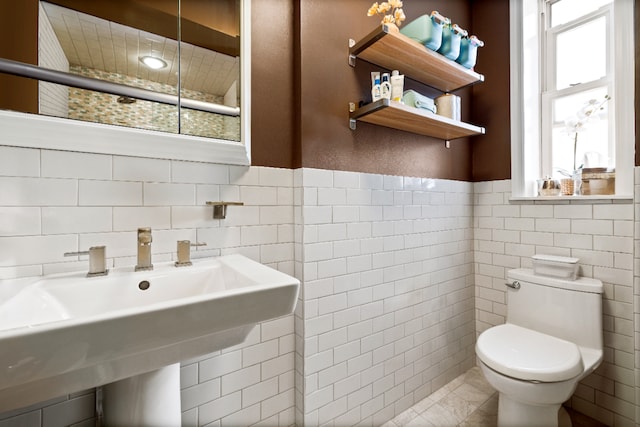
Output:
[0, 254, 299, 412]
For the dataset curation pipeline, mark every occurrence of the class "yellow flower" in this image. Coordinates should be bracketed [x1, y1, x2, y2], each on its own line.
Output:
[367, 2, 379, 16]
[382, 14, 395, 24]
[377, 2, 392, 14]
[367, 0, 405, 27]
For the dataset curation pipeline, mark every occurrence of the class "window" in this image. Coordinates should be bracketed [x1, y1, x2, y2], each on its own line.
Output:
[509, 0, 634, 198]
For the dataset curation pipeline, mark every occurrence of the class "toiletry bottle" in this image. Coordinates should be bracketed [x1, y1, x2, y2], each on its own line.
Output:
[371, 71, 381, 102]
[380, 73, 391, 100]
[390, 70, 404, 102]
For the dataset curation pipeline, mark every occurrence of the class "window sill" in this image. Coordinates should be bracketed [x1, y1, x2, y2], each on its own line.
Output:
[510, 195, 633, 203]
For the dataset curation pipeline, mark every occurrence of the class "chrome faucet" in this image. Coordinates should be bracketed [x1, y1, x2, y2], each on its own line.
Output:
[135, 227, 153, 271]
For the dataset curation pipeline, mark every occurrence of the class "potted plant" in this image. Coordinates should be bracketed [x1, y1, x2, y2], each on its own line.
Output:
[557, 94, 610, 195]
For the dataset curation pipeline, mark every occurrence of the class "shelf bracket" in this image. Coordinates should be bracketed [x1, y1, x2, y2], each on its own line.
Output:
[348, 39, 356, 67]
[349, 102, 357, 130]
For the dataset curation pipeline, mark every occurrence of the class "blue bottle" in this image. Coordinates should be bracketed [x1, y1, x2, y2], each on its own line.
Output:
[437, 23, 467, 61]
[456, 35, 485, 69]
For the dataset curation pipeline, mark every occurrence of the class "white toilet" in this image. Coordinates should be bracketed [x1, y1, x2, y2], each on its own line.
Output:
[476, 267, 603, 427]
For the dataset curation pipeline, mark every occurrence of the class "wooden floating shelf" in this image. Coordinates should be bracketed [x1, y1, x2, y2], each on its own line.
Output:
[349, 24, 484, 93]
[350, 99, 485, 140]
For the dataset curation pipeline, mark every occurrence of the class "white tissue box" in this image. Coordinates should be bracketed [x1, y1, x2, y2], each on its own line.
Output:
[532, 254, 579, 280]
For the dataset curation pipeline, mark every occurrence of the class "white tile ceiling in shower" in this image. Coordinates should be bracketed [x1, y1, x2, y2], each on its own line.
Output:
[42, 2, 239, 97]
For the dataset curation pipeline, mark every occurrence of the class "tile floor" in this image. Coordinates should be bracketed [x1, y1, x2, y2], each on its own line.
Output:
[381, 366, 607, 427]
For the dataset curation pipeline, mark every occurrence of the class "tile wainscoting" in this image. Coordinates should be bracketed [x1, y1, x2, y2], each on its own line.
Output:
[294, 169, 476, 426]
[0, 149, 638, 426]
[0, 147, 296, 427]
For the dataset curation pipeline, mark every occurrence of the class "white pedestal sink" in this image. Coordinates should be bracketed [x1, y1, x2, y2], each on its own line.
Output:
[0, 254, 300, 416]
[103, 364, 181, 426]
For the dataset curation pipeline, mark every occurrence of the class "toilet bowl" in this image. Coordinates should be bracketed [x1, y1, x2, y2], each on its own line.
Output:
[476, 267, 603, 427]
[477, 324, 597, 426]
[478, 361, 576, 427]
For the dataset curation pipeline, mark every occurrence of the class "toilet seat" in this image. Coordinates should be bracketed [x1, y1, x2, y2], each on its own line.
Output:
[477, 324, 583, 382]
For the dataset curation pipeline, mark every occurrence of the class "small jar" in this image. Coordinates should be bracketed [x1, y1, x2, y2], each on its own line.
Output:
[537, 177, 561, 196]
[560, 178, 574, 196]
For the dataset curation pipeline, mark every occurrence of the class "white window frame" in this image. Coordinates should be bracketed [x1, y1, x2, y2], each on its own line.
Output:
[541, 3, 613, 176]
[510, 0, 634, 199]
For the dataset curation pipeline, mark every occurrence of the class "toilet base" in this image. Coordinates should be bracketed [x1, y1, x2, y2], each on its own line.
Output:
[559, 407, 572, 427]
[498, 393, 571, 427]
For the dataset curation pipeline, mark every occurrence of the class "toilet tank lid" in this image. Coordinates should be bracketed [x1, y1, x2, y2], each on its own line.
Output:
[532, 254, 579, 264]
[508, 268, 603, 294]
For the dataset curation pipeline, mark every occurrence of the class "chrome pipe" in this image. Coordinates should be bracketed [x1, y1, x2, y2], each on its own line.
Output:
[181, 97, 239, 116]
[0, 58, 240, 117]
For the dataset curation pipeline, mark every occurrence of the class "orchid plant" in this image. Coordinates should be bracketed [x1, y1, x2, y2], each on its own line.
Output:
[558, 94, 611, 178]
[367, 1, 406, 27]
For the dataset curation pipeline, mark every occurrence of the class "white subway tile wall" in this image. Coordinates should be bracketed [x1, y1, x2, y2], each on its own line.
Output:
[0, 147, 295, 427]
[475, 179, 636, 427]
[1, 146, 639, 427]
[296, 169, 476, 426]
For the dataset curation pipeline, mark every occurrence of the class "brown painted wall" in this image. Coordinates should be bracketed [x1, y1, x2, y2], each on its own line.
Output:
[636, 1, 640, 167]
[249, 0, 297, 169]
[470, 0, 511, 181]
[295, 0, 475, 181]
[0, 0, 38, 114]
[252, 0, 512, 181]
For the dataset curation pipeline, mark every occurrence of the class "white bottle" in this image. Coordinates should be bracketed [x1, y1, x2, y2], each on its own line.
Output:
[390, 70, 404, 102]
[371, 72, 382, 102]
[380, 73, 391, 100]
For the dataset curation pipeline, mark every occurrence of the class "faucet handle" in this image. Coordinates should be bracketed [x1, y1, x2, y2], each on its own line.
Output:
[64, 246, 108, 277]
[175, 240, 207, 267]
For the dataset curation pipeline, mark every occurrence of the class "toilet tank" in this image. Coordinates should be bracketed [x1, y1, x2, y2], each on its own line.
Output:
[506, 268, 603, 350]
